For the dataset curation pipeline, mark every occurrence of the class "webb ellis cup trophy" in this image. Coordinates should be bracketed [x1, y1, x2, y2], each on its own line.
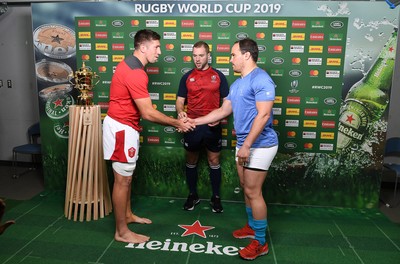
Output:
[69, 62, 100, 105]
[65, 62, 112, 222]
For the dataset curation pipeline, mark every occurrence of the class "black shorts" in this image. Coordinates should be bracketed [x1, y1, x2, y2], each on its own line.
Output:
[183, 124, 222, 153]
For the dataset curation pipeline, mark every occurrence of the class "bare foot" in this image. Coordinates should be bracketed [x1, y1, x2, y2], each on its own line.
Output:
[127, 213, 152, 224]
[115, 230, 150, 244]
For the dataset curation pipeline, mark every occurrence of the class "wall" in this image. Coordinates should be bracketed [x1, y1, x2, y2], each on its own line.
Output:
[1, 0, 399, 162]
[0, 4, 39, 162]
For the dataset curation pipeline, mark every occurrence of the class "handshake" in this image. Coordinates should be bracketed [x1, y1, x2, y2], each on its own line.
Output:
[176, 111, 195, 133]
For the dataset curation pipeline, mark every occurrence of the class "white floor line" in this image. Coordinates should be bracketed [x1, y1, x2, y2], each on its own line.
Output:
[334, 221, 365, 264]
[371, 220, 400, 251]
[2, 214, 64, 264]
[267, 225, 278, 264]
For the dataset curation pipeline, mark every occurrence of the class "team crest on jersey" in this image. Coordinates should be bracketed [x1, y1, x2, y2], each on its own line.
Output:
[211, 75, 217, 82]
[128, 147, 136, 158]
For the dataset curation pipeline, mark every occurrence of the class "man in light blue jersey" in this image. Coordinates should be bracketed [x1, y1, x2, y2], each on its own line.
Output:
[194, 38, 278, 260]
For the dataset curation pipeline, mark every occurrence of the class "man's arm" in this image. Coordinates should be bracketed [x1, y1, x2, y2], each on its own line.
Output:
[135, 97, 194, 131]
[176, 96, 187, 120]
[195, 99, 232, 125]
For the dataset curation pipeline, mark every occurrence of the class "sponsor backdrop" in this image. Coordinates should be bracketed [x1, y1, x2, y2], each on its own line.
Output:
[31, 1, 399, 208]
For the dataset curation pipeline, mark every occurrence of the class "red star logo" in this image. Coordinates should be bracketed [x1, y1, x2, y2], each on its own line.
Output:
[389, 46, 394, 52]
[53, 98, 64, 107]
[346, 114, 355, 124]
[178, 220, 214, 238]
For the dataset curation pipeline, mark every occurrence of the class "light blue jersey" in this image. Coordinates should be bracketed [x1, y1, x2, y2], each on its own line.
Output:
[227, 67, 278, 148]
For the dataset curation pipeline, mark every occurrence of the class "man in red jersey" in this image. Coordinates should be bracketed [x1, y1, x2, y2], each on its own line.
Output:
[176, 41, 229, 213]
[103, 29, 194, 244]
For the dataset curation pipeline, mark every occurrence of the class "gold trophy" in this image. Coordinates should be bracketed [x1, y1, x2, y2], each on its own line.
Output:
[69, 62, 99, 105]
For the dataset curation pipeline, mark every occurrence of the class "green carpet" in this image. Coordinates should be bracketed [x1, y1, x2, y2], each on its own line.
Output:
[1, 192, 399, 264]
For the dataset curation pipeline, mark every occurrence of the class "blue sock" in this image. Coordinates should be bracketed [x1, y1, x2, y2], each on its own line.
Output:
[246, 206, 254, 229]
[253, 219, 267, 245]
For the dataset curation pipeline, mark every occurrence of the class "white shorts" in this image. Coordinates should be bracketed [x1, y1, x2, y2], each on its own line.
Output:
[103, 115, 139, 163]
[235, 145, 278, 171]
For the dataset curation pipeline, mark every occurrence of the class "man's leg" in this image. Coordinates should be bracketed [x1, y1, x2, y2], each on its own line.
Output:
[186, 150, 200, 194]
[243, 168, 268, 243]
[113, 171, 149, 243]
[237, 167, 269, 260]
[183, 150, 200, 210]
[207, 150, 223, 213]
[126, 184, 152, 224]
[207, 150, 221, 197]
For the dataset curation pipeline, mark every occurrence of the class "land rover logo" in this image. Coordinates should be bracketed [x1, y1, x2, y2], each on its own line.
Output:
[289, 70, 302, 77]
[236, 32, 249, 40]
[112, 20, 124, 27]
[324, 97, 337, 105]
[218, 20, 231, 28]
[129, 32, 137, 39]
[258, 45, 266, 52]
[330, 21, 344, 29]
[164, 56, 176, 63]
[164, 127, 176, 133]
[271, 57, 284, 64]
[284, 142, 297, 149]
[181, 68, 191, 74]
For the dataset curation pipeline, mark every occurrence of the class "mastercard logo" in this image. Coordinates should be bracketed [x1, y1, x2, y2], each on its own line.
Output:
[292, 57, 301, 64]
[81, 54, 90, 60]
[273, 119, 279, 125]
[304, 143, 313, 149]
[309, 70, 319, 76]
[165, 44, 174, 50]
[183, 56, 192, 62]
[131, 20, 140, 26]
[238, 20, 247, 26]
[287, 131, 296, 137]
[98, 66, 106, 72]
[274, 45, 283, 51]
[256, 32, 265, 39]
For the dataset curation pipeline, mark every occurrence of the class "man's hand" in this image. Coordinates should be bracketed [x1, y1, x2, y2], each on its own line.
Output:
[177, 117, 195, 133]
[237, 145, 251, 166]
[177, 111, 188, 121]
[208, 120, 220, 127]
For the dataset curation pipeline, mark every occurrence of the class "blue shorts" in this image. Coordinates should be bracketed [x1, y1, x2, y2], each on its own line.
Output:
[183, 124, 222, 153]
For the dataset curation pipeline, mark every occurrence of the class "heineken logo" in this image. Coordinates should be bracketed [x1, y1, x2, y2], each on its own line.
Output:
[53, 121, 69, 139]
[338, 122, 364, 141]
[126, 220, 242, 256]
[45, 94, 74, 120]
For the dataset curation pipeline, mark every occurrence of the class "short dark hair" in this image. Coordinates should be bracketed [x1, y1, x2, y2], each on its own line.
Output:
[134, 29, 161, 49]
[235, 38, 258, 62]
[193, 41, 210, 53]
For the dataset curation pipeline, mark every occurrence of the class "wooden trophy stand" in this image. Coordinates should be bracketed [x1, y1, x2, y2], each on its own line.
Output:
[64, 105, 112, 221]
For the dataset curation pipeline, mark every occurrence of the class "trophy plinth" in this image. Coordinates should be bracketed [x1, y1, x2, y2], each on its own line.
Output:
[69, 62, 99, 105]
